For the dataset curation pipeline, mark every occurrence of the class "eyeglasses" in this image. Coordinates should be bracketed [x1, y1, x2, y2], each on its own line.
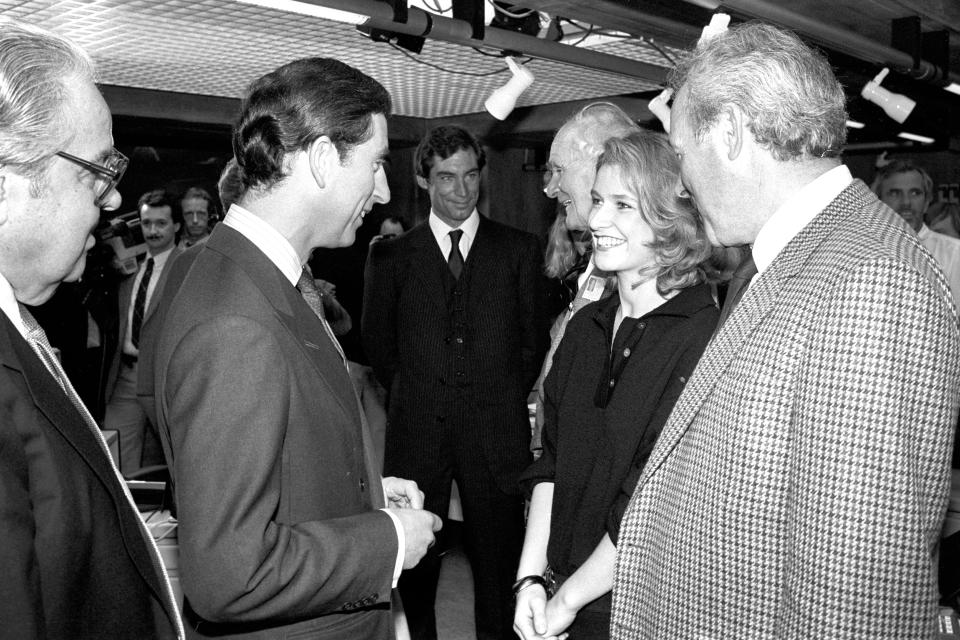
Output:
[56, 148, 129, 207]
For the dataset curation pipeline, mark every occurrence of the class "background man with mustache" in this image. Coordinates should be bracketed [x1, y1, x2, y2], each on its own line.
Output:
[104, 188, 182, 475]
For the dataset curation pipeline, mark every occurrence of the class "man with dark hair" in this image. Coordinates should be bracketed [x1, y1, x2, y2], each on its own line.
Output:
[180, 185, 216, 247]
[606, 21, 960, 638]
[0, 18, 182, 638]
[872, 159, 960, 305]
[104, 188, 182, 475]
[363, 124, 548, 640]
[154, 57, 440, 639]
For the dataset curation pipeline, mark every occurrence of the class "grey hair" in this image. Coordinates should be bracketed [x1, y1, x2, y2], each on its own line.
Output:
[870, 159, 934, 200]
[669, 21, 847, 161]
[556, 102, 641, 160]
[0, 18, 94, 182]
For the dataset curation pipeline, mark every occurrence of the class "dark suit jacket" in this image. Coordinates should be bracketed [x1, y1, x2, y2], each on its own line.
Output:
[0, 312, 180, 639]
[362, 216, 548, 493]
[106, 245, 184, 401]
[136, 243, 202, 437]
[154, 225, 397, 639]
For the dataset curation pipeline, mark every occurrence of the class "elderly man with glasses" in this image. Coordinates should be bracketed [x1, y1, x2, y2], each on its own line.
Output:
[0, 17, 182, 640]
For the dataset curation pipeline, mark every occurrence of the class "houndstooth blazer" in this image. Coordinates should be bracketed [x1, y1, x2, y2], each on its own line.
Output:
[611, 180, 960, 639]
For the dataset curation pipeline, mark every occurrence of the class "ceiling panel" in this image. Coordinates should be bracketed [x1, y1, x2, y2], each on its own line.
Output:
[0, 0, 677, 118]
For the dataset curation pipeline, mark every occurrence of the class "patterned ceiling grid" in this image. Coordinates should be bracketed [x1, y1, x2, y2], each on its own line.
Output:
[0, 0, 677, 118]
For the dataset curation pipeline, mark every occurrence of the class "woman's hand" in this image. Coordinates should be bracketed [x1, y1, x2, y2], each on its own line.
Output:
[513, 583, 548, 640]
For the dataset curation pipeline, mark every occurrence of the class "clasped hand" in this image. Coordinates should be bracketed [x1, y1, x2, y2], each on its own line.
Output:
[382, 476, 442, 569]
[513, 584, 573, 640]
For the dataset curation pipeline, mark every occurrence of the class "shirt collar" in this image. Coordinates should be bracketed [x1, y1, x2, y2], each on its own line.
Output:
[0, 270, 27, 340]
[752, 165, 852, 274]
[223, 203, 303, 286]
[429, 209, 480, 248]
[592, 281, 714, 326]
[145, 245, 175, 270]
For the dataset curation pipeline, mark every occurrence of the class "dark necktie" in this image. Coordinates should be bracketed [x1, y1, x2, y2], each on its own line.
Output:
[131, 256, 154, 348]
[717, 251, 757, 328]
[296, 268, 347, 366]
[448, 229, 464, 280]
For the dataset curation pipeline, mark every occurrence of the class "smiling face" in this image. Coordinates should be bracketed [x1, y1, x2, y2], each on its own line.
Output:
[321, 113, 390, 247]
[544, 126, 597, 230]
[0, 75, 123, 305]
[589, 164, 657, 279]
[416, 148, 481, 228]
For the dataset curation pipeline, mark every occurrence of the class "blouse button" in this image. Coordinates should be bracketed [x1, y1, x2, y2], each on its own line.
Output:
[609, 378, 615, 388]
[623, 347, 631, 358]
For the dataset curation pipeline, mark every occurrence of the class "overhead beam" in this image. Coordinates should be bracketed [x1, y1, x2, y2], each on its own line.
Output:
[705, 0, 960, 84]
[511, 0, 702, 48]
[300, 0, 669, 83]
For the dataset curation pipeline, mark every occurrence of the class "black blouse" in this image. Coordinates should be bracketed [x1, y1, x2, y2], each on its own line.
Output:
[519, 282, 719, 578]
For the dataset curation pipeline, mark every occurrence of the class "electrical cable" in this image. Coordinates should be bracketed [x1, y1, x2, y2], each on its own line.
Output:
[487, 0, 535, 19]
[388, 41, 519, 76]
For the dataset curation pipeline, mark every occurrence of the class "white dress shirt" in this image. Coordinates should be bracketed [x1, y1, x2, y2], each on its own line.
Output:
[918, 224, 960, 307]
[429, 208, 480, 260]
[123, 245, 176, 357]
[752, 165, 853, 275]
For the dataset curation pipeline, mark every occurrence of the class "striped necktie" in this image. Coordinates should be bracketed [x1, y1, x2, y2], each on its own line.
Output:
[296, 268, 347, 367]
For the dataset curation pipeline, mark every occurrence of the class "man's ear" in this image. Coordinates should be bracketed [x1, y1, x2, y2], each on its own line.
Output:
[415, 175, 429, 190]
[307, 135, 338, 190]
[720, 106, 745, 161]
[0, 173, 11, 226]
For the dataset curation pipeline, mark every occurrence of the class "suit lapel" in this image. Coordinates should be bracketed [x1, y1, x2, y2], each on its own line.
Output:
[205, 227, 360, 424]
[461, 216, 497, 303]
[0, 315, 170, 614]
[407, 223, 452, 314]
[144, 245, 184, 322]
[635, 183, 863, 491]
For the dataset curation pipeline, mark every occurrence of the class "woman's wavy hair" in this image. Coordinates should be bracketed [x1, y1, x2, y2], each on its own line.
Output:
[232, 57, 391, 192]
[597, 130, 712, 295]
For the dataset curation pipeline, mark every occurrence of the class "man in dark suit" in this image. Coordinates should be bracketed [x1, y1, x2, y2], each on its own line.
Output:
[0, 18, 182, 639]
[104, 188, 183, 474]
[362, 125, 549, 640]
[153, 58, 440, 639]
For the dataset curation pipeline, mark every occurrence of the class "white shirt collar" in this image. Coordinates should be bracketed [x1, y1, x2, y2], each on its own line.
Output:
[145, 245, 175, 270]
[429, 209, 480, 257]
[223, 203, 304, 286]
[0, 271, 27, 340]
[752, 165, 853, 274]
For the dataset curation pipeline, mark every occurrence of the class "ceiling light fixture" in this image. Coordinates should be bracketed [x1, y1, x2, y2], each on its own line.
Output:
[897, 132, 935, 144]
[861, 68, 916, 124]
[484, 56, 534, 120]
[944, 82, 960, 96]
[845, 120, 865, 129]
[235, 0, 369, 25]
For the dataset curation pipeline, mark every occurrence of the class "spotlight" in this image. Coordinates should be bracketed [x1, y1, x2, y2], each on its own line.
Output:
[484, 57, 533, 120]
[861, 68, 916, 124]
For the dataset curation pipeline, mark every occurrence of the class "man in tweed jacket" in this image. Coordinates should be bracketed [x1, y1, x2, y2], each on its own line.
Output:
[606, 22, 960, 639]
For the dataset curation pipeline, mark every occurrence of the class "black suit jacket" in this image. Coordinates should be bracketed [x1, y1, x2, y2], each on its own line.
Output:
[0, 312, 180, 639]
[362, 216, 548, 493]
[154, 225, 396, 639]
